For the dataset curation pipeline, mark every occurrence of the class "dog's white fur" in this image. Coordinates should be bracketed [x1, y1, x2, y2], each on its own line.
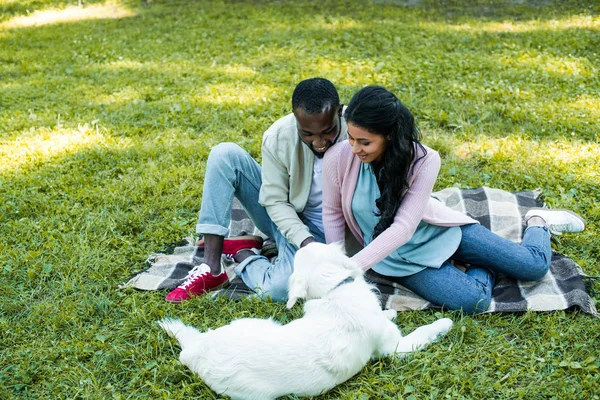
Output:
[159, 242, 452, 400]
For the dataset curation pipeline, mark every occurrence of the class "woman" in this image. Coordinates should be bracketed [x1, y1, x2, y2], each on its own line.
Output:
[322, 86, 586, 313]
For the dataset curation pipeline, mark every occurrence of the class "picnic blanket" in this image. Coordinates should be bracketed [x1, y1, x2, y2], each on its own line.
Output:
[121, 187, 598, 316]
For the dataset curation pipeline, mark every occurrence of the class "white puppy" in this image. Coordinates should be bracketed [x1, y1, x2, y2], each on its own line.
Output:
[159, 242, 452, 400]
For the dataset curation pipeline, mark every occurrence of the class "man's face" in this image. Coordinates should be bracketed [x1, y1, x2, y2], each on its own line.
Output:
[294, 105, 343, 158]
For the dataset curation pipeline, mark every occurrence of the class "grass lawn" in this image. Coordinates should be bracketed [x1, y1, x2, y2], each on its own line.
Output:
[1, 0, 599, 398]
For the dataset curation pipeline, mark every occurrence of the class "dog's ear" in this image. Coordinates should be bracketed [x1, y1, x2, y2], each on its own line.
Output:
[286, 274, 307, 309]
[332, 242, 361, 275]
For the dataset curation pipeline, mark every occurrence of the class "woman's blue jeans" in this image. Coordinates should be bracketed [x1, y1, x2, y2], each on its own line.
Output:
[196, 143, 324, 302]
[384, 223, 552, 314]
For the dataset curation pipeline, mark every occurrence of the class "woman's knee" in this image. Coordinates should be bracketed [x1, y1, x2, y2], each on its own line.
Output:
[458, 295, 492, 314]
[515, 263, 549, 282]
[510, 252, 549, 281]
[441, 290, 491, 315]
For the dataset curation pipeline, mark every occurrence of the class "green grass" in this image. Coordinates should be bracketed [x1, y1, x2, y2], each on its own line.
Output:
[1, 0, 599, 398]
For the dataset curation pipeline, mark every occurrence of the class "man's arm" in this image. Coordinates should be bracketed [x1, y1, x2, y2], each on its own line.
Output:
[259, 138, 313, 249]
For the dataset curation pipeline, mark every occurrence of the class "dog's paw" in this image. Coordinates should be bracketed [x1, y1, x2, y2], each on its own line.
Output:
[382, 309, 397, 321]
[431, 318, 453, 338]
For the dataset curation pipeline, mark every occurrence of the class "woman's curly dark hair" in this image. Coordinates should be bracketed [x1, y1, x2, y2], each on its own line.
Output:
[344, 86, 426, 239]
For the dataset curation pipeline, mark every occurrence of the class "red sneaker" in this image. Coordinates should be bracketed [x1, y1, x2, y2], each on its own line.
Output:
[196, 235, 264, 258]
[165, 263, 229, 303]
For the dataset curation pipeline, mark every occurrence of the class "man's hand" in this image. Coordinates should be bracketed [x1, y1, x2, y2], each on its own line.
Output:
[300, 237, 317, 248]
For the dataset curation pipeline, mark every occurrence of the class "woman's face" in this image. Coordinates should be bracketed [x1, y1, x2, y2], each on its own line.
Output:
[347, 123, 389, 165]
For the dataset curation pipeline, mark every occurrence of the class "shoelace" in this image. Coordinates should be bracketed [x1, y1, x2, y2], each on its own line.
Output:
[178, 265, 210, 289]
[223, 248, 261, 261]
[548, 223, 569, 235]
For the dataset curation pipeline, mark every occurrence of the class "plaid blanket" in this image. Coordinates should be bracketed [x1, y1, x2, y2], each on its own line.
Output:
[121, 187, 598, 316]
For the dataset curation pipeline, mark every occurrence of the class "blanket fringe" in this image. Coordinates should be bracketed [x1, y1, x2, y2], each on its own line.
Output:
[583, 275, 599, 297]
[582, 276, 600, 318]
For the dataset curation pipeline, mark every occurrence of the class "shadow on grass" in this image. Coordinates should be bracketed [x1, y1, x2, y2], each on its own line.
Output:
[1, 0, 598, 268]
[1, 0, 598, 143]
[1, 120, 598, 286]
[373, 0, 598, 21]
[1, 7, 598, 399]
[2, 138, 597, 399]
[1, 1, 598, 276]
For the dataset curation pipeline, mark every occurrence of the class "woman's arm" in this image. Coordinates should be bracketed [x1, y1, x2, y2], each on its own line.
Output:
[322, 147, 347, 245]
[352, 149, 441, 270]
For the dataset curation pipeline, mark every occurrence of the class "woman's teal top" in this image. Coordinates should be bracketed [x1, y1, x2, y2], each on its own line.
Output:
[352, 162, 462, 277]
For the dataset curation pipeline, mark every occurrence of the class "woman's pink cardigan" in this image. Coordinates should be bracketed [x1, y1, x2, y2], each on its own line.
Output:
[322, 141, 478, 271]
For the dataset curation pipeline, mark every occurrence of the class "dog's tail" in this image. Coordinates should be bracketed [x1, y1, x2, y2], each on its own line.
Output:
[158, 318, 201, 350]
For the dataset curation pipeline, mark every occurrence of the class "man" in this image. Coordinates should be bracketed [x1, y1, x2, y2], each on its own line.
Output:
[166, 78, 347, 302]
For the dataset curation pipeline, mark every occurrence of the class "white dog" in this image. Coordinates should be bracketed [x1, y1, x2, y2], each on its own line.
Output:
[159, 242, 452, 400]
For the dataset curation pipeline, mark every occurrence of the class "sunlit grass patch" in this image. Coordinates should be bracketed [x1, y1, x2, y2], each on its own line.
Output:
[221, 63, 257, 78]
[427, 131, 600, 186]
[453, 135, 600, 169]
[440, 14, 600, 33]
[569, 94, 600, 119]
[197, 82, 280, 106]
[507, 53, 596, 78]
[0, 1, 135, 30]
[1, 0, 599, 399]
[0, 122, 117, 174]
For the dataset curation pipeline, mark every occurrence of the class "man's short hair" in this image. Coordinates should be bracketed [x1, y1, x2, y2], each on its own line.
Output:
[292, 78, 340, 114]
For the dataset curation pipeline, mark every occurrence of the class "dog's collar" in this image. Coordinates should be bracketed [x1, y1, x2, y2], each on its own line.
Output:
[332, 276, 355, 291]
[331, 276, 381, 297]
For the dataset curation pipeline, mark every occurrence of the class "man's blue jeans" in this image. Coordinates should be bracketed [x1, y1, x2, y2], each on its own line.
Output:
[196, 143, 324, 302]
[385, 224, 552, 314]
